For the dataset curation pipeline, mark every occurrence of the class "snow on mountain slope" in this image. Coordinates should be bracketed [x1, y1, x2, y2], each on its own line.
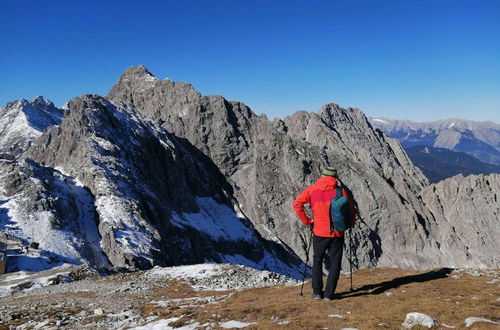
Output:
[0, 97, 63, 157]
[0, 159, 110, 271]
[171, 197, 255, 242]
[18, 94, 303, 277]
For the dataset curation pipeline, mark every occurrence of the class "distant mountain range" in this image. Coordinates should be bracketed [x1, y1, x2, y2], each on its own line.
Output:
[405, 146, 500, 183]
[369, 117, 500, 166]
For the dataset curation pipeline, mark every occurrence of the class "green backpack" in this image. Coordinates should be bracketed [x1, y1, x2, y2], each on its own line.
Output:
[329, 186, 352, 234]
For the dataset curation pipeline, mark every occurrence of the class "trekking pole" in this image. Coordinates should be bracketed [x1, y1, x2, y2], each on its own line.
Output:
[299, 226, 314, 296]
[349, 229, 353, 291]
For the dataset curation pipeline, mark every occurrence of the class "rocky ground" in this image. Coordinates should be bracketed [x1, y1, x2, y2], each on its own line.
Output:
[0, 264, 499, 329]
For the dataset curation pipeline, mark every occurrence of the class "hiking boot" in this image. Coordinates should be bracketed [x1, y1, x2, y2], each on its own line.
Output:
[311, 293, 322, 300]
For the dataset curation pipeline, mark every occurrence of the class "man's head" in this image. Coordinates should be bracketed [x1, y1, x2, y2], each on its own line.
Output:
[322, 166, 338, 178]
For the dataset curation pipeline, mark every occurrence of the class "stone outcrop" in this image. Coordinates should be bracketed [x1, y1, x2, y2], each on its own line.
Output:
[421, 173, 500, 268]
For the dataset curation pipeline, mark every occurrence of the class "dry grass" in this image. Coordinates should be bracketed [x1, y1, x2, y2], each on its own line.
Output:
[1, 267, 498, 329]
[139, 268, 500, 329]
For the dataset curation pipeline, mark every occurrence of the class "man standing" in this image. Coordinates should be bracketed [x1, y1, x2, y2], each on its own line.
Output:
[293, 167, 356, 300]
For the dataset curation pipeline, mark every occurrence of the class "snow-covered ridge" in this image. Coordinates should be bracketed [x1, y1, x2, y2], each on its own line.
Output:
[0, 96, 64, 156]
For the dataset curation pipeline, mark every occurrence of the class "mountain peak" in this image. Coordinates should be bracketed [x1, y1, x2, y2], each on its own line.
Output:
[31, 95, 53, 105]
[120, 65, 157, 81]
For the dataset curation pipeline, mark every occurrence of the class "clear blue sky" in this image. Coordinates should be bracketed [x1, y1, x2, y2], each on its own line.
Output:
[1, 0, 499, 122]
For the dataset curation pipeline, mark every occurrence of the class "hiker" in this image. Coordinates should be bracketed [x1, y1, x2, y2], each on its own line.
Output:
[293, 167, 356, 300]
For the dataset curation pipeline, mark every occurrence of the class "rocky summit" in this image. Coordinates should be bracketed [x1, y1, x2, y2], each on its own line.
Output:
[0, 65, 499, 279]
[107, 65, 499, 269]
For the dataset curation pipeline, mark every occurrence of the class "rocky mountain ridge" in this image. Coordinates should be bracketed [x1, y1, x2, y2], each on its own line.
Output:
[107, 65, 499, 269]
[1, 94, 302, 276]
[0, 65, 498, 277]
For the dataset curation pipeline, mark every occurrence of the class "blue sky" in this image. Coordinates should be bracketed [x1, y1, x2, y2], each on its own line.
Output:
[1, 0, 499, 122]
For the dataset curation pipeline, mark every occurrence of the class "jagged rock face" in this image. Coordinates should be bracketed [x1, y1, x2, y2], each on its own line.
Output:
[108, 66, 462, 269]
[19, 94, 302, 275]
[0, 96, 63, 157]
[420, 174, 500, 268]
[370, 118, 500, 165]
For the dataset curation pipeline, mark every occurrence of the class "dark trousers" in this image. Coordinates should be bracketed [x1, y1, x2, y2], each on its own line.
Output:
[312, 235, 344, 298]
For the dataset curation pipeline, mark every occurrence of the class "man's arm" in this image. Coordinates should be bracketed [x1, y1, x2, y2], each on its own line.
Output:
[293, 187, 313, 226]
[342, 188, 357, 227]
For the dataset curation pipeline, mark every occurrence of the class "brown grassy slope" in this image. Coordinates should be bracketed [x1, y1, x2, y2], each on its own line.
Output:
[141, 268, 500, 329]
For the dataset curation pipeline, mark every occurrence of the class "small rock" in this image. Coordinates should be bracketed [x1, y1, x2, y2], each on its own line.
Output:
[402, 312, 438, 328]
[93, 308, 104, 316]
[441, 324, 455, 328]
[385, 292, 393, 296]
[464, 317, 499, 327]
[328, 314, 343, 318]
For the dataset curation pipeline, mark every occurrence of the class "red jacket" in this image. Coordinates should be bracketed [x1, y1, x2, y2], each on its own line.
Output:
[293, 176, 356, 237]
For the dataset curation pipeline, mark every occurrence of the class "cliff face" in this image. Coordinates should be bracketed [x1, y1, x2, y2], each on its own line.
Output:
[420, 173, 500, 268]
[107, 65, 493, 269]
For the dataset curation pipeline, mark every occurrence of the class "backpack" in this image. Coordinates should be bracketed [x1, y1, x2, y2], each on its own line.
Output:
[329, 186, 352, 234]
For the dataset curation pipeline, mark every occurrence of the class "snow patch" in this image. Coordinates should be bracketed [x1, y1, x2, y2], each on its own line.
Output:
[220, 320, 257, 328]
[146, 263, 225, 281]
[372, 118, 390, 124]
[171, 197, 255, 242]
[464, 317, 499, 327]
